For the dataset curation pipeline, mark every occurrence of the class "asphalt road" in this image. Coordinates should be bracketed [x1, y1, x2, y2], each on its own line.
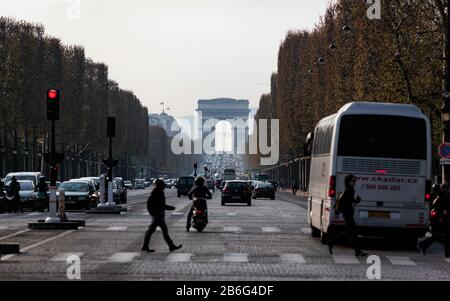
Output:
[0, 188, 449, 280]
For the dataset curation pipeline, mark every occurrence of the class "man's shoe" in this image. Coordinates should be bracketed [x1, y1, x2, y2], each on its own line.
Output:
[416, 241, 426, 256]
[328, 243, 333, 255]
[185, 227, 190, 232]
[169, 245, 183, 252]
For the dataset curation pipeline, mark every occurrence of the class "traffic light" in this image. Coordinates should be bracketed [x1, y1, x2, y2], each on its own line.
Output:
[47, 89, 61, 120]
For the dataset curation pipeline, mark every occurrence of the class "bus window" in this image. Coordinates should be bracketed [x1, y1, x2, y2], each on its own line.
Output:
[337, 115, 427, 160]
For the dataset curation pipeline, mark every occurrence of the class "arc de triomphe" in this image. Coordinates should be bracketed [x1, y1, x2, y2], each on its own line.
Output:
[197, 98, 251, 153]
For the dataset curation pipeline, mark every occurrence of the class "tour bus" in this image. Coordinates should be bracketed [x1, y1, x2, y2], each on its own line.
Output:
[223, 169, 237, 181]
[308, 102, 432, 242]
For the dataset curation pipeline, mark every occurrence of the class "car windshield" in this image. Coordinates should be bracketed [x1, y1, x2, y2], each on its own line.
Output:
[59, 182, 89, 192]
[18, 181, 34, 191]
[6, 175, 36, 183]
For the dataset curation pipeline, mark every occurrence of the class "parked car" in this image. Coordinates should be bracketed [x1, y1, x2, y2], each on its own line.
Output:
[5, 172, 42, 187]
[164, 179, 173, 189]
[114, 177, 128, 203]
[177, 176, 195, 197]
[206, 179, 215, 192]
[58, 180, 99, 210]
[221, 180, 252, 206]
[5, 180, 37, 210]
[134, 179, 145, 190]
[80, 177, 100, 190]
[124, 180, 133, 190]
[252, 182, 276, 200]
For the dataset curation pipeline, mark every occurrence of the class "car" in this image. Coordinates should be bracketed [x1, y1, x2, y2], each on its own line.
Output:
[112, 181, 122, 204]
[80, 177, 100, 190]
[57, 180, 99, 210]
[206, 179, 215, 192]
[164, 179, 173, 189]
[124, 180, 133, 190]
[252, 182, 276, 200]
[5, 180, 37, 210]
[134, 179, 145, 189]
[215, 179, 223, 189]
[266, 180, 278, 191]
[5, 172, 42, 187]
[144, 181, 151, 187]
[221, 180, 252, 206]
[177, 176, 195, 197]
[114, 177, 128, 203]
[45, 181, 62, 189]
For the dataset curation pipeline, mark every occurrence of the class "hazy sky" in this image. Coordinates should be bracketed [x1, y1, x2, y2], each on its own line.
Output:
[0, 0, 332, 118]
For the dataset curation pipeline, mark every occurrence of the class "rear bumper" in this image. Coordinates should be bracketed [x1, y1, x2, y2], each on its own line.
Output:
[328, 224, 427, 238]
[221, 194, 251, 203]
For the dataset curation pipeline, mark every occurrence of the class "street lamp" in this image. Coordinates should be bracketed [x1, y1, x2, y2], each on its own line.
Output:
[329, 43, 336, 51]
[12, 149, 18, 155]
[342, 25, 352, 34]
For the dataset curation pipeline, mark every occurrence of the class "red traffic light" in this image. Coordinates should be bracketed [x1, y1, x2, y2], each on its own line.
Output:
[47, 90, 58, 99]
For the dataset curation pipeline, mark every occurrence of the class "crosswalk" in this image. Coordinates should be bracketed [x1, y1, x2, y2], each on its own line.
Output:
[43, 251, 449, 266]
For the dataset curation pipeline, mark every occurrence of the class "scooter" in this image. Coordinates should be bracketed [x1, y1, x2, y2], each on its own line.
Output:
[191, 198, 208, 232]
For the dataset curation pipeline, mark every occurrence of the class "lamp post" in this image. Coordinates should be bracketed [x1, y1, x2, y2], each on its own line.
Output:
[442, 1, 450, 183]
[24, 149, 29, 171]
[12, 149, 18, 171]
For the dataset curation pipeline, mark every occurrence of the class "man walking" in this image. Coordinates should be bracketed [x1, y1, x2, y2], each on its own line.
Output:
[142, 179, 182, 253]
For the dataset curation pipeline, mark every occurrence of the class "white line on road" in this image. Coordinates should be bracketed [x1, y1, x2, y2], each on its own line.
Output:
[50, 252, 84, 262]
[108, 252, 140, 263]
[386, 256, 416, 266]
[332, 255, 360, 264]
[0, 229, 30, 242]
[2, 230, 75, 261]
[166, 253, 192, 262]
[227, 213, 237, 216]
[262, 227, 281, 233]
[301, 228, 312, 234]
[170, 212, 184, 216]
[224, 253, 248, 263]
[280, 254, 306, 264]
[107, 226, 128, 231]
[27, 212, 40, 217]
[445, 257, 450, 263]
[224, 226, 242, 233]
[0, 226, 9, 230]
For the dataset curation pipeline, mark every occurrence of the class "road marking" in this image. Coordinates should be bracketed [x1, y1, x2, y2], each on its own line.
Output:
[224, 226, 242, 233]
[171, 212, 184, 216]
[445, 257, 450, 263]
[227, 213, 237, 216]
[224, 253, 248, 263]
[280, 254, 306, 264]
[107, 226, 128, 231]
[167, 253, 192, 262]
[50, 252, 84, 262]
[386, 256, 416, 266]
[301, 228, 312, 234]
[332, 255, 360, 264]
[0, 226, 9, 230]
[108, 252, 140, 263]
[27, 213, 40, 217]
[262, 227, 281, 233]
[0, 229, 30, 242]
[2, 230, 75, 261]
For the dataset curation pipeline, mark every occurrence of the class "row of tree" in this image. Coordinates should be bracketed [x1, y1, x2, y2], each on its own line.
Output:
[247, 0, 447, 169]
[0, 17, 150, 178]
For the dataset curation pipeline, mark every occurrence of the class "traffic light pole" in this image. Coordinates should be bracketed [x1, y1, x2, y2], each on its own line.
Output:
[45, 119, 60, 223]
[108, 137, 113, 207]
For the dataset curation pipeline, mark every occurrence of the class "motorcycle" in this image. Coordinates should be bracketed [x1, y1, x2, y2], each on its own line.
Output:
[191, 198, 208, 232]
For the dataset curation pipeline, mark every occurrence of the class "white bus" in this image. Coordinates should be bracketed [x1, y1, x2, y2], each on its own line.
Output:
[308, 102, 432, 242]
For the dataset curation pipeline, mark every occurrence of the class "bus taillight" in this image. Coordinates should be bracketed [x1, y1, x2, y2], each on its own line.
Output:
[328, 176, 336, 198]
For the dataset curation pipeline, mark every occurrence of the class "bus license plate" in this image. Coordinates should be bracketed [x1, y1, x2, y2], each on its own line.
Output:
[368, 211, 390, 219]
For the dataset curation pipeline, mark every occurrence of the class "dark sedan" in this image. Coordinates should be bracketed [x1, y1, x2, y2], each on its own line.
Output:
[221, 180, 252, 206]
[252, 182, 275, 200]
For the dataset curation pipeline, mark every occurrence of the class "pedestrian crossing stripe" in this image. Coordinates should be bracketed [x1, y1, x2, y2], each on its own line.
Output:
[332, 255, 360, 264]
[224, 253, 248, 263]
[167, 253, 192, 262]
[107, 226, 128, 231]
[224, 226, 242, 233]
[262, 227, 281, 233]
[280, 254, 306, 264]
[386, 256, 416, 266]
[445, 257, 450, 263]
[0, 226, 9, 230]
[50, 252, 84, 262]
[300, 228, 312, 234]
[108, 252, 140, 263]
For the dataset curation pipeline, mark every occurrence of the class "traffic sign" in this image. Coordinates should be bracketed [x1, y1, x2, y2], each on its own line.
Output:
[438, 143, 450, 159]
[441, 158, 450, 165]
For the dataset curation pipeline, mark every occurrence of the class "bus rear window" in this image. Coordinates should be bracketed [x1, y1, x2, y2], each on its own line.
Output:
[337, 115, 427, 160]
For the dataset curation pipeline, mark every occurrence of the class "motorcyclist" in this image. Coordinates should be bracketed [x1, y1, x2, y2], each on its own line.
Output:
[418, 182, 450, 258]
[35, 176, 49, 211]
[186, 176, 212, 232]
[7, 176, 22, 213]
